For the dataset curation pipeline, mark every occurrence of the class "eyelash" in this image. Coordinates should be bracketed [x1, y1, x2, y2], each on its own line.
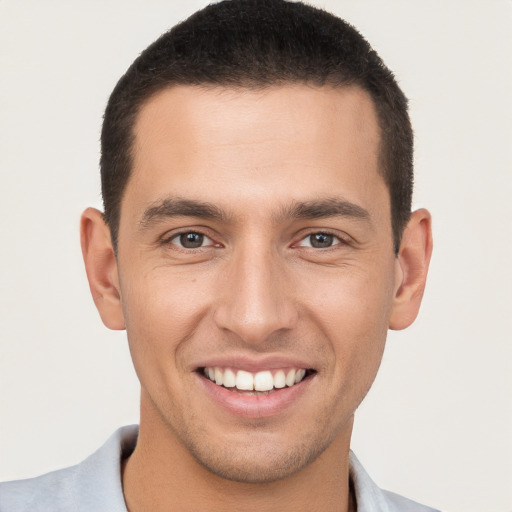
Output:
[294, 231, 346, 249]
[162, 230, 219, 251]
[161, 229, 348, 252]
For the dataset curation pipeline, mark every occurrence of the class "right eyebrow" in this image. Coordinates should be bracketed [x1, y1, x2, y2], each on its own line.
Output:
[139, 197, 229, 231]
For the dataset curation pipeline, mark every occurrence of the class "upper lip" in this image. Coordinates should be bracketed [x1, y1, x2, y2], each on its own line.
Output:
[193, 353, 315, 373]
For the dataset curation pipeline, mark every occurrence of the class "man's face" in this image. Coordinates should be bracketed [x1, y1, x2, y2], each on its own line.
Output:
[115, 84, 401, 482]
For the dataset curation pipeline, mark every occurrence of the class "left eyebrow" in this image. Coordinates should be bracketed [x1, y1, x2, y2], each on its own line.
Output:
[275, 197, 371, 223]
[139, 197, 230, 230]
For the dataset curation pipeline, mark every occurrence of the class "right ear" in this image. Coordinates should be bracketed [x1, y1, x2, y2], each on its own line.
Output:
[80, 208, 125, 330]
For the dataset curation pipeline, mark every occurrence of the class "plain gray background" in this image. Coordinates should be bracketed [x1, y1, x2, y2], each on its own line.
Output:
[1, 1, 511, 511]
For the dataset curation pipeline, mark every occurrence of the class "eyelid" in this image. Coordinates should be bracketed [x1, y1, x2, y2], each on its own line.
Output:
[293, 229, 350, 248]
[160, 227, 221, 249]
[158, 227, 351, 250]
[172, 232, 213, 248]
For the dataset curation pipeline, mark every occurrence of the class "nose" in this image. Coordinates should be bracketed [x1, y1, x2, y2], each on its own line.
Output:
[213, 243, 298, 345]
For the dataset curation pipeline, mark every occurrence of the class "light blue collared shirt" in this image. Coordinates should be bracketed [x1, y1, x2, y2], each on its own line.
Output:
[0, 425, 441, 511]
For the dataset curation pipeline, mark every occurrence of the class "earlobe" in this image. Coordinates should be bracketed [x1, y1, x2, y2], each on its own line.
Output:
[80, 207, 125, 330]
[389, 208, 433, 331]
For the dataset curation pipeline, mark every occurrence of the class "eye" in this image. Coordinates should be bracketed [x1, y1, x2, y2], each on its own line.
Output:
[170, 232, 214, 249]
[297, 232, 341, 249]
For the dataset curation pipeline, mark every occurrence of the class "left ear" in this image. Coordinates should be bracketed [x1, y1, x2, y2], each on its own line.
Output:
[389, 208, 433, 330]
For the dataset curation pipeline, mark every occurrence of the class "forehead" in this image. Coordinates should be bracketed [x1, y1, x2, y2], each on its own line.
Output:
[125, 84, 386, 223]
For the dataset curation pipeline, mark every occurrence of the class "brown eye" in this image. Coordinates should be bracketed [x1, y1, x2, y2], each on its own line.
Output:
[171, 232, 211, 249]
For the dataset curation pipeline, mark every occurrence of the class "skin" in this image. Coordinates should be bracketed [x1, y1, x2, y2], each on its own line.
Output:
[81, 84, 432, 512]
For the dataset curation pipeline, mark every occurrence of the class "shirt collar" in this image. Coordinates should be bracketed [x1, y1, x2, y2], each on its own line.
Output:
[78, 426, 394, 512]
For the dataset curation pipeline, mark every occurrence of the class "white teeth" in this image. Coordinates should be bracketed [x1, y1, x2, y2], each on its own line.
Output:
[214, 367, 223, 386]
[285, 369, 296, 387]
[205, 367, 308, 391]
[236, 370, 254, 390]
[273, 370, 286, 389]
[295, 368, 306, 384]
[223, 368, 236, 388]
[254, 371, 273, 391]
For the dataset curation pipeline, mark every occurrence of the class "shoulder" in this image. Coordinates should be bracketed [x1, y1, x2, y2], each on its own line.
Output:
[349, 451, 442, 512]
[0, 465, 80, 512]
[0, 425, 138, 512]
[380, 489, 442, 512]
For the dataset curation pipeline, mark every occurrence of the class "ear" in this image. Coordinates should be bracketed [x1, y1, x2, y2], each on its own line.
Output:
[80, 207, 125, 330]
[389, 208, 433, 330]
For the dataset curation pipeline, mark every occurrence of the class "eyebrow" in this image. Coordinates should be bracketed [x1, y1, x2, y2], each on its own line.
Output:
[139, 196, 371, 230]
[276, 197, 371, 223]
[139, 198, 229, 230]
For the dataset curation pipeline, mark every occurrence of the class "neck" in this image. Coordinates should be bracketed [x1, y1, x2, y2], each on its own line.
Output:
[122, 396, 356, 512]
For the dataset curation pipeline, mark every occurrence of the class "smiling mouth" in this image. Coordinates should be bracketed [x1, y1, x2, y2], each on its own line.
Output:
[199, 367, 316, 394]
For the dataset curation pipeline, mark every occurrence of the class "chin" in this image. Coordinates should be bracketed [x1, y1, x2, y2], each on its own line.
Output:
[183, 431, 333, 484]
[192, 451, 309, 484]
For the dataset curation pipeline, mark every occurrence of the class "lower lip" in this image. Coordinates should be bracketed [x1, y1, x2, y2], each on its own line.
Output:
[197, 373, 313, 419]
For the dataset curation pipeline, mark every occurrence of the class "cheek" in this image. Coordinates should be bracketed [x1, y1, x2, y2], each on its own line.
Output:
[123, 265, 209, 326]
[299, 259, 395, 323]
[297, 262, 394, 369]
[119, 268, 212, 378]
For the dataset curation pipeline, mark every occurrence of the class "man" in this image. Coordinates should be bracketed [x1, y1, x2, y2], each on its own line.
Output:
[0, 0, 436, 510]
